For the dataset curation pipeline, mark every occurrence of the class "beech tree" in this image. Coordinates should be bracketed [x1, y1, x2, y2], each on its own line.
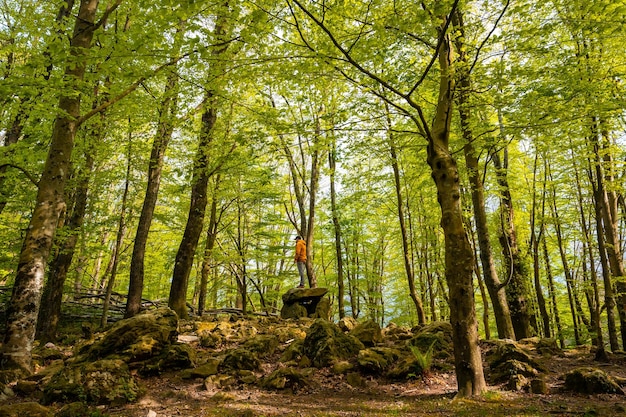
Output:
[286, 0, 487, 396]
[1, 0, 122, 374]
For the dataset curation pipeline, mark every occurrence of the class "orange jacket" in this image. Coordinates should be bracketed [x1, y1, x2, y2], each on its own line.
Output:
[295, 239, 307, 262]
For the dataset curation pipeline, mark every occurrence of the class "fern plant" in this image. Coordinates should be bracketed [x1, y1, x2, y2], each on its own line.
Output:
[409, 341, 436, 377]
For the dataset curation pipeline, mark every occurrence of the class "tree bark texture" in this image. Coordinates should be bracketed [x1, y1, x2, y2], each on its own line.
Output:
[426, 26, 485, 397]
[37, 149, 94, 342]
[0, 0, 101, 374]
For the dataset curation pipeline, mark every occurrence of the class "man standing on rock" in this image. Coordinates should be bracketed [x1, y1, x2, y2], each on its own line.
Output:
[294, 236, 307, 288]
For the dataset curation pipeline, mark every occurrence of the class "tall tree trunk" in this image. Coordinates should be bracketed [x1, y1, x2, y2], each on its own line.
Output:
[101, 130, 132, 327]
[424, 19, 485, 396]
[469, 225, 491, 340]
[571, 147, 606, 358]
[456, 63, 514, 338]
[453, 11, 513, 339]
[492, 146, 534, 339]
[0, 1, 76, 215]
[305, 123, 321, 288]
[198, 177, 221, 315]
[543, 239, 565, 348]
[37, 64, 105, 339]
[290, 0, 485, 397]
[169, 7, 230, 318]
[531, 154, 550, 338]
[126, 53, 180, 318]
[329, 136, 345, 318]
[385, 108, 426, 324]
[0, 0, 109, 375]
[549, 178, 581, 345]
[591, 178, 620, 351]
[37, 145, 94, 342]
[592, 125, 626, 348]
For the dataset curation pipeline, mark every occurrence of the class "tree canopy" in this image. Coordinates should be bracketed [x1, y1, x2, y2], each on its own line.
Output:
[1, 0, 626, 397]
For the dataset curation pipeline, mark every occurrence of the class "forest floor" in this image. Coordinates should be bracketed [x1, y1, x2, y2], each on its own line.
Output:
[6, 316, 626, 417]
[105, 337, 626, 417]
[105, 358, 626, 417]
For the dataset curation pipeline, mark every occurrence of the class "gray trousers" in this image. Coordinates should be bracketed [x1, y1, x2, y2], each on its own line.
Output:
[297, 262, 307, 286]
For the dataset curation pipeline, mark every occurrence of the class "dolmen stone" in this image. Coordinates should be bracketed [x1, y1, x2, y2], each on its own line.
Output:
[281, 287, 330, 319]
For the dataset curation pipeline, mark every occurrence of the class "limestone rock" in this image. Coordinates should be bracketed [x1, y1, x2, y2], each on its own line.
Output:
[261, 367, 309, 390]
[350, 320, 383, 347]
[385, 353, 420, 380]
[0, 402, 52, 417]
[281, 288, 330, 319]
[409, 322, 453, 360]
[219, 348, 261, 372]
[357, 349, 389, 373]
[382, 323, 413, 342]
[181, 358, 221, 379]
[564, 367, 625, 395]
[302, 319, 364, 368]
[491, 359, 538, 383]
[338, 317, 358, 332]
[530, 378, 549, 394]
[485, 339, 542, 373]
[243, 335, 279, 358]
[77, 307, 178, 364]
[42, 359, 142, 405]
[0, 381, 14, 402]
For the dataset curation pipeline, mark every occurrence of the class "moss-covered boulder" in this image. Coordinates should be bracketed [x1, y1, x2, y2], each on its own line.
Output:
[530, 378, 549, 394]
[409, 322, 453, 360]
[181, 358, 221, 379]
[280, 303, 308, 320]
[42, 359, 142, 405]
[280, 339, 305, 364]
[77, 307, 178, 364]
[56, 402, 105, 417]
[564, 367, 625, 395]
[491, 359, 539, 384]
[302, 319, 364, 368]
[261, 367, 310, 390]
[243, 335, 279, 358]
[350, 320, 383, 347]
[338, 317, 358, 332]
[139, 343, 197, 375]
[281, 288, 330, 319]
[0, 381, 14, 401]
[485, 340, 543, 376]
[357, 349, 388, 373]
[382, 323, 413, 342]
[385, 352, 421, 380]
[0, 402, 52, 417]
[219, 348, 261, 372]
[535, 338, 563, 357]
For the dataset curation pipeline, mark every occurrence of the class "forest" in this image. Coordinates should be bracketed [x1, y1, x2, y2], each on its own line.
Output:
[1, 0, 626, 404]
